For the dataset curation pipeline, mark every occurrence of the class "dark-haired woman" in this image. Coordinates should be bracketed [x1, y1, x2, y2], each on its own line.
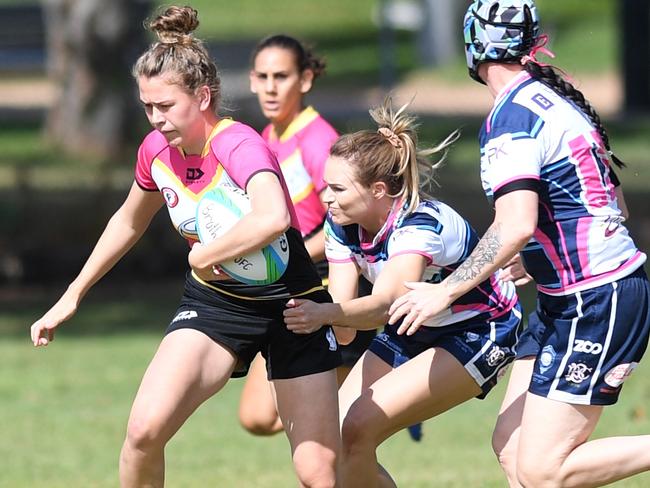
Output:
[390, 1, 650, 486]
[239, 34, 376, 436]
[30, 8, 341, 487]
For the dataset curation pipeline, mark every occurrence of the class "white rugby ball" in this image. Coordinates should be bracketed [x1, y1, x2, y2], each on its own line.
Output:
[195, 186, 289, 285]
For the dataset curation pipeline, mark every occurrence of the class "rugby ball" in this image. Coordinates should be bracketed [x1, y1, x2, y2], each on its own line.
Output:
[195, 186, 289, 285]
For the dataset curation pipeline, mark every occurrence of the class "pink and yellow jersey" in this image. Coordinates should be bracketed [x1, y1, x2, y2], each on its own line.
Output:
[135, 119, 321, 300]
[262, 106, 337, 237]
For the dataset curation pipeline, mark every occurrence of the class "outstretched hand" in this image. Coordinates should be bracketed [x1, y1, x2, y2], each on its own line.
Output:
[388, 281, 452, 336]
[284, 298, 326, 334]
[30, 293, 79, 347]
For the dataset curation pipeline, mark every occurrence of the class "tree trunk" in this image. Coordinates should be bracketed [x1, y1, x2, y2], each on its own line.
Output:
[42, 0, 151, 162]
[621, 0, 650, 113]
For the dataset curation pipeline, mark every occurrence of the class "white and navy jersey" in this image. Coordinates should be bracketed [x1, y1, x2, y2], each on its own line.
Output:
[325, 199, 518, 327]
[480, 72, 646, 296]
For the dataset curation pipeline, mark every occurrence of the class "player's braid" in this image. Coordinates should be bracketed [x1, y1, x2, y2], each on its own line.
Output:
[525, 62, 625, 168]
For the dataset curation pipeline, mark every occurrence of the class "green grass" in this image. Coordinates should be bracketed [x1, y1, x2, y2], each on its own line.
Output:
[4, 281, 650, 487]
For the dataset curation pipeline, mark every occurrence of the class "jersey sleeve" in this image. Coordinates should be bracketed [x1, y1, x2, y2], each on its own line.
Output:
[324, 217, 354, 263]
[387, 213, 444, 265]
[481, 127, 544, 201]
[134, 131, 165, 191]
[212, 124, 282, 190]
[300, 122, 338, 194]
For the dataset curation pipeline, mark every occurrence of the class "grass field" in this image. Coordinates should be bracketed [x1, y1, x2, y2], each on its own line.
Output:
[3, 281, 650, 487]
[2, 1, 650, 486]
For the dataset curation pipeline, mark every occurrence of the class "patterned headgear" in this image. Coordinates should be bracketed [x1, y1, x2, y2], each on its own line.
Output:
[463, 0, 540, 84]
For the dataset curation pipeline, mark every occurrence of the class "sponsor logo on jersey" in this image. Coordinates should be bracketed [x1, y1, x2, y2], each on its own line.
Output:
[603, 216, 624, 239]
[565, 362, 592, 384]
[573, 339, 603, 355]
[532, 93, 553, 110]
[186, 168, 205, 181]
[604, 362, 638, 387]
[486, 142, 508, 164]
[172, 310, 198, 323]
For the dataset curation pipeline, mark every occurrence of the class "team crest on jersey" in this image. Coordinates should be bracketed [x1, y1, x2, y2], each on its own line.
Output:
[486, 345, 507, 367]
[162, 187, 179, 208]
[565, 362, 592, 385]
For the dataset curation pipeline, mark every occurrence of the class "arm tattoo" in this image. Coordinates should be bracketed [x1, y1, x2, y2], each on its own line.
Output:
[447, 223, 502, 285]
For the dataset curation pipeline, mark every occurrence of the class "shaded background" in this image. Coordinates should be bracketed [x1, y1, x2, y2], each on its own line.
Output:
[0, 0, 648, 288]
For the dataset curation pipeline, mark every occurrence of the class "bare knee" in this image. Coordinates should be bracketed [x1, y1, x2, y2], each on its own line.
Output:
[341, 404, 376, 457]
[491, 426, 518, 479]
[238, 410, 282, 436]
[124, 413, 169, 454]
[517, 452, 562, 488]
[293, 444, 337, 488]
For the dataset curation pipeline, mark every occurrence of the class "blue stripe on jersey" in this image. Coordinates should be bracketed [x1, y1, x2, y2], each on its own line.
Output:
[511, 116, 545, 140]
[542, 178, 584, 206]
[540, 156, 571, 175]
[487, 104, 544, 141]
[401, 206, 444, 234]
[539, 160, 594, 216]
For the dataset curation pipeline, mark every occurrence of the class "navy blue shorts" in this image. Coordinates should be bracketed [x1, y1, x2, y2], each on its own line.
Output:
[526, 267, 650, 405]
[368, 305, 523, 399]
[166, 273, 342, 380]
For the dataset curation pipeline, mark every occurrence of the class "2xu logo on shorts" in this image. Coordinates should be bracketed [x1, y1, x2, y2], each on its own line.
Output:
[573, 339, 603, 354]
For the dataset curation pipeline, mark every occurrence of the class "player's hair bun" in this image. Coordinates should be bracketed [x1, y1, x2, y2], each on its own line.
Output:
[148, 5, 199, 45]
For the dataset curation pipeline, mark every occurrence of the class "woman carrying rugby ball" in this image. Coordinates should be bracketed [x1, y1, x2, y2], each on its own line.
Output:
[30, 6, 341, 487]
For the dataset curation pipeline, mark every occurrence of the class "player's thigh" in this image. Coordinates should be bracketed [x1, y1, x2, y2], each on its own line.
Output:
[273, 369, 340, 453]
[128, 328, 238, 440]
[344, 347, 481, 445]
[338, 350, 393, 421]
[518, 392, 602, 468]
[492, 357, 535, 456]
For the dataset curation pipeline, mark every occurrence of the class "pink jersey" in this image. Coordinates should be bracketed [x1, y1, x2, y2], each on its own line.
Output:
[135, 119, 299, 246]
[262, 106, 338, 237]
